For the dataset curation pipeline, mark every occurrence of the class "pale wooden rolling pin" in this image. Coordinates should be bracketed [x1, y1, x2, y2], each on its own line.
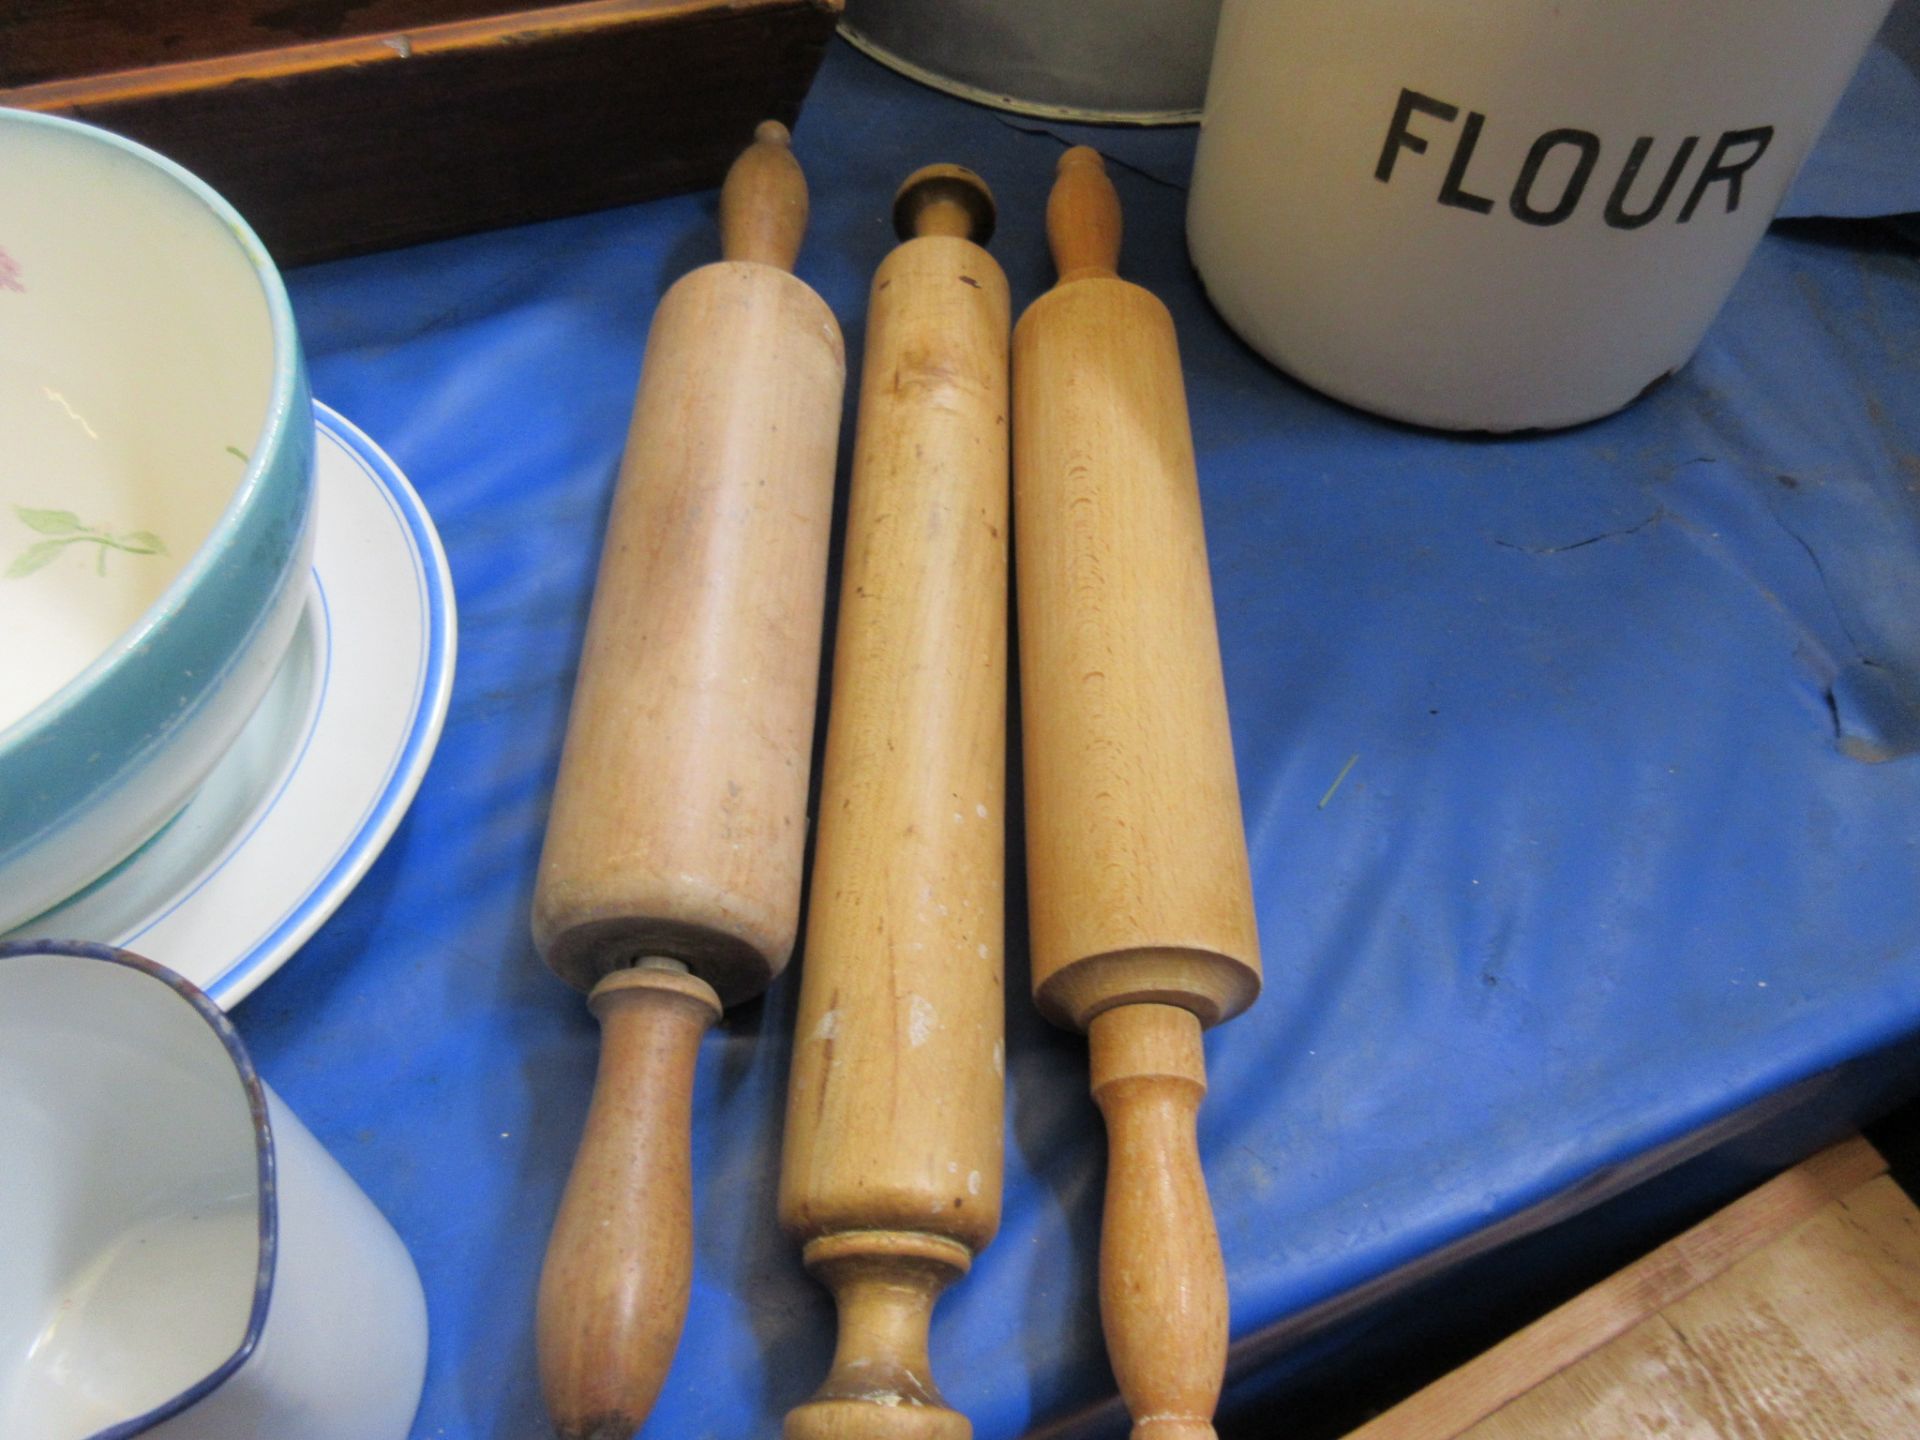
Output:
[1013, 147, 1262, 1440]
[779, 163, 1010, 1440]
[530, 121, 845, 1440]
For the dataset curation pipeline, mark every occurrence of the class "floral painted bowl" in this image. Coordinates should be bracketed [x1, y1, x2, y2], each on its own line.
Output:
[0, 109, 315, 933]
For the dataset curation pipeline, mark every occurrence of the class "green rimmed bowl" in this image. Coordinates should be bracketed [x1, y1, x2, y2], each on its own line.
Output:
[0, 109, 315, 933]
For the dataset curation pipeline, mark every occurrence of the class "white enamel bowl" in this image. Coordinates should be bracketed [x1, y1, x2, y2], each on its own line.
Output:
[0, 941, 428, 1439]
[0, 109, 314, 932]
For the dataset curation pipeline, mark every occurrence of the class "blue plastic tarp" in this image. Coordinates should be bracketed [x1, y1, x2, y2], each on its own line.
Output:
[236, 29, 1920, 1440]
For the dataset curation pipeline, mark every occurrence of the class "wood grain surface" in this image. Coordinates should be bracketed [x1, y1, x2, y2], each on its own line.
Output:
[1012, 146, 1259, 1440]
[1013, 169, 1261, 1034]
[1, 0, 842, 264]
[531, 124, 843, 1440]
[779, 163, 1010, 1440]
[1348, 1137, 1920, 1440]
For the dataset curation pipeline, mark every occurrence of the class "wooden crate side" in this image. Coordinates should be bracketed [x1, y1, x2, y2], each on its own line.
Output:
[1344, 1137, 1890, 1440]
[1, 1, 548, 86]
[2, 0, 842, 264]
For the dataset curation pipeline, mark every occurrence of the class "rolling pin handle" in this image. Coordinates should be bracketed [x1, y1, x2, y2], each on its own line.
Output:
[1089, 1003, 1228, 1440]
[1047, 146, 1123, 283]
[892, 163, 998, 245]
[719, 118, 810, 272]
[537, 961, 723, 1440]
[785, 1231, 975, 1440]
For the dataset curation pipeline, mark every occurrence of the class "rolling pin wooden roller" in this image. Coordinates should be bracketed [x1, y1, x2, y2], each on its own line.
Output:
[530, 121, 845, 1440]
[1013, 148, 1262, 1440]
[779, 164, 1010, 1440]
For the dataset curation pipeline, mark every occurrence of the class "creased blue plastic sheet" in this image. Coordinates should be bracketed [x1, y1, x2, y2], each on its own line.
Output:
[238, 34, 1920, 1440]
[1783, 0, 1920, 217]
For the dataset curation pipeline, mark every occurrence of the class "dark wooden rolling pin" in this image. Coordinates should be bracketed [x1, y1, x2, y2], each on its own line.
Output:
[778, 163, 1011, 1440]
[1012, 146, 1263, 1440]
[530, 121, 845, 1440]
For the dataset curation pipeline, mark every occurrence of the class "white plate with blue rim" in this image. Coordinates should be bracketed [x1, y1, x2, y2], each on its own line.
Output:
[2, 403, 457, 1007]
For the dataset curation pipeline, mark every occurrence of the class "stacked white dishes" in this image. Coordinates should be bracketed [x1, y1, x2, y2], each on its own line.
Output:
[0, 109, 316, 930]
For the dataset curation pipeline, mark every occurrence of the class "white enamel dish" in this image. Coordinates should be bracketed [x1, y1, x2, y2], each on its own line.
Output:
[2, 404, 456, 1007]
[0, 940, 428, 1439]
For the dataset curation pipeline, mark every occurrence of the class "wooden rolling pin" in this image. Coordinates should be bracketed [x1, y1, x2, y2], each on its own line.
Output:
[779, 163, 1010, 1440]
[1012, 147, 1262, 1440]
[530, 121, 845, 1440]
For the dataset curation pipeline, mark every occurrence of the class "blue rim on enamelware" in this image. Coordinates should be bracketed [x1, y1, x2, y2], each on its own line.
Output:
[208, 403, 457, 1004]
[0, 404, 457, 1005]
[0, 939, 278, 1438]
[0, 108, 309, 753]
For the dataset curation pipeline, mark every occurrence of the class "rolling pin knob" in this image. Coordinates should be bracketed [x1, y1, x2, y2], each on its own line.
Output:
[1047, 147, 1123, 282]
[892, 163, 997, 244]
[537, 962, 723, 1440]
[720, 118, 809, 270]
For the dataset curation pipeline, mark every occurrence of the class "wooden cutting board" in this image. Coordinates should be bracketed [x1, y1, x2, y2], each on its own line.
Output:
[1347, 1136, 1920, 1439]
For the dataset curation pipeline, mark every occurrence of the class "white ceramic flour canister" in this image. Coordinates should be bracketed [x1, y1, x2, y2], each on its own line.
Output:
[1188, 0, 1897, 430]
